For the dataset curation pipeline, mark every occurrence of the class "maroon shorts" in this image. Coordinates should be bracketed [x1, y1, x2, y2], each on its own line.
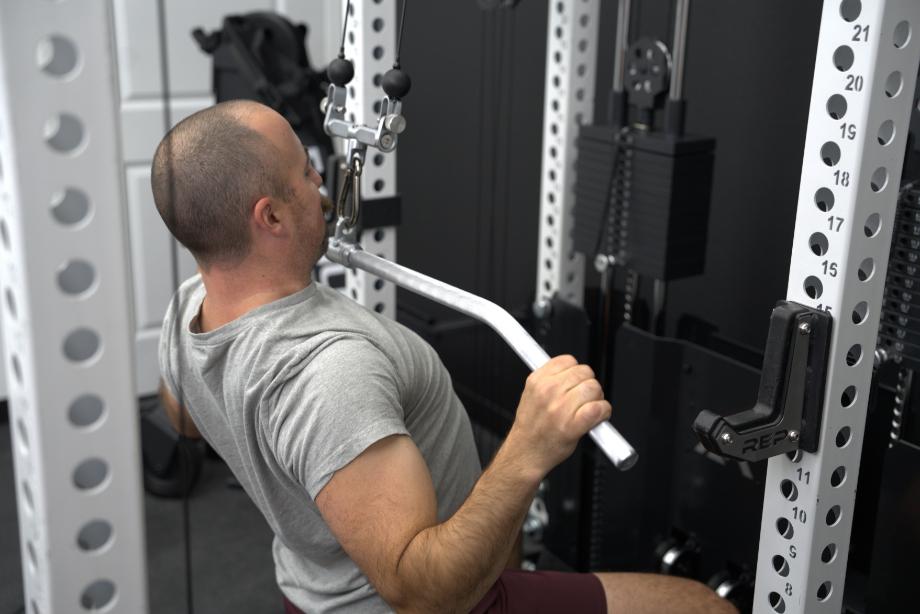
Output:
[470, 570, 606, 614]
[283, 570, 606, 614]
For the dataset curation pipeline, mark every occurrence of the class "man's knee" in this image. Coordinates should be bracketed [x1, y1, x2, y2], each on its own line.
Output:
[592, 572, 738, 614]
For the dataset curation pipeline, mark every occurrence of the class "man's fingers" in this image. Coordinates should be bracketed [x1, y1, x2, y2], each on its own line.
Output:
[562, 378, 604, 412]
[573, 400, 613, 432]
[535, 354, 578, 378]
[552, 364, 596, 394]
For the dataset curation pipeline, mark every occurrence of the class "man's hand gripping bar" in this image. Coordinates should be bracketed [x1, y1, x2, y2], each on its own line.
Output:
[326, 227, 638, 470]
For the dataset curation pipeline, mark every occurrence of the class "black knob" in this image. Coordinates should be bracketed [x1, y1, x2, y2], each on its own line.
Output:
[382, 68, 411, 99]
[327, 57, 354, 87]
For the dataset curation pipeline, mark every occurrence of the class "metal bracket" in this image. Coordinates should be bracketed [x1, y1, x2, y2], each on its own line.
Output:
[693, 302, 832, 462]
[322, 83, 405, 152]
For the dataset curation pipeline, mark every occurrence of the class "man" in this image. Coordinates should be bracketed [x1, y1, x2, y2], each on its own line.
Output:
[152, 100, 735, 614]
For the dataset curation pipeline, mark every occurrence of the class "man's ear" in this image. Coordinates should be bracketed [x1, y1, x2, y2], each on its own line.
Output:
[252, 196, 284, 235]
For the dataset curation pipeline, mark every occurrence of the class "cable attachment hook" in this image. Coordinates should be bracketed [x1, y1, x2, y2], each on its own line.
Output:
[336, 150, 364, 229]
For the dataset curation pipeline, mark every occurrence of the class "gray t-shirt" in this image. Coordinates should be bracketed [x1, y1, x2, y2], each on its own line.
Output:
[159, 275, 481, 613]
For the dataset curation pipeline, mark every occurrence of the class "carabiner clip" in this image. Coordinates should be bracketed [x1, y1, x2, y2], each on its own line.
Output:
[336, 157, 363, 228]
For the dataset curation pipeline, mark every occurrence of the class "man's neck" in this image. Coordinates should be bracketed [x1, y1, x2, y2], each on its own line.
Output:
[197, 264, 310, 333]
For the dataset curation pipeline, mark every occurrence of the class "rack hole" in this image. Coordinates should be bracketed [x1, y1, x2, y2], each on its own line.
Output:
[27, 540, 37, 573]
[817, 581, 833, 602]
[768, 591, 786, 613]
[50, 188, 91, 226]
[852, 301, 868, 324]
[826, 505, 842, 526]
[878, 120, 896, 146]
[841, 386, 857, 407]
[870, 167, 889, 192]
[772, 555, 790, 577]
[776, 517, 794, 539]
[827, 94, 847, 120]
[809, 232, 829, 256]
[815, 188, 835, 212]
[840, 0, 861, 22]
[833, 46, 854, 71]
[836, 426, 852, 447]
[780, 479, 798, 501]
[77, 519, 113, 552]
[846, 344, 862, 366]
[36, 35, 79, 78]
[80, 580, 116, 611]
[885, 71, 903, 98]
[831, 466, 847, 487]
[57, 260, 96, 296]
[373, 279, 384, 291]
[858, 257, 874, 281]
[374, 303, 385, 313]
[69, 394, 105, 428]
[786, 450, 803, 463]
[804, 276, 823, 299]
[0, 219, 9, 249]
[372, 46, 384, 60]
[44, 113, 86, 154]
[820, 142, 841, 166]
[894, 20, 911, 49]
[864, 213, 881, 237]
[11, 355, 22, 384]
[21, 481, 34, 512]
[6, 288, 16, 319]
[63, 328, 101, 363]
[73, 458, 109, 491]
[372, 18, 384, 32]
[821, 543, 838, 563]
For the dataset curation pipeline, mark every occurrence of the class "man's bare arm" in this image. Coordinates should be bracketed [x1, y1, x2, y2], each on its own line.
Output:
[316, 355, 610, 613]
[158, 381, 202, 439]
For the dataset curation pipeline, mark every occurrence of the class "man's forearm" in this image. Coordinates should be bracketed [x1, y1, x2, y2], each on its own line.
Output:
[393, 440, 542, 613]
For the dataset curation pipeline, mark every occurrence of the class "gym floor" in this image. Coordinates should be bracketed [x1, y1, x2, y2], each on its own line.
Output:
[0, 419, 283, 614]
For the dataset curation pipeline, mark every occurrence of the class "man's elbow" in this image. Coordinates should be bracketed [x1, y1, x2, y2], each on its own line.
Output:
[166, 409, 203, 439]
[158, 384, 202, 439]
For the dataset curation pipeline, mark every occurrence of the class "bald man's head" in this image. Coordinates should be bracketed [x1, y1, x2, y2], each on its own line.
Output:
[151, 100, 292, 268]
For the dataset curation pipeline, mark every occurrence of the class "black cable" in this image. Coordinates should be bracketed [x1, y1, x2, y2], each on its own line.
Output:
[339, 0, 353, 57]
[155, 0, 194, 612]
[591, 127, 629, 259]
[394, 0, 409, 68]
[499, 11, 515, 312]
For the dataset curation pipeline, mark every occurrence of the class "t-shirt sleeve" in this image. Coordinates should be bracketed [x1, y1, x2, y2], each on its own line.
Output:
[158, 293, 182, 401]
[265, 337, 410, 499]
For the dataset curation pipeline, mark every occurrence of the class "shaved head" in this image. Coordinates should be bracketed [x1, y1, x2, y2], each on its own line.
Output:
[151, 100, 292, 268]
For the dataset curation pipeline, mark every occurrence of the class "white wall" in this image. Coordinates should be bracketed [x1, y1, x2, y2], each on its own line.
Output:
[111, 0, 340, 395]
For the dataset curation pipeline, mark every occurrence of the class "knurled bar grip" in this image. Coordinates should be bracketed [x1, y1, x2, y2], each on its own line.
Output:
[327, 237, 639, 470]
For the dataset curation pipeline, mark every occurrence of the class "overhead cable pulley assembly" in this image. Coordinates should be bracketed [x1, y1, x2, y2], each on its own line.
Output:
[321, 0, 410, 237]
[321, 0, 637, 470]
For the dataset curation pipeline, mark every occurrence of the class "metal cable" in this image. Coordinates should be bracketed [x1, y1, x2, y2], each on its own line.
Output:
[394, 0, 409, 68]
[339, 0, 353, 56]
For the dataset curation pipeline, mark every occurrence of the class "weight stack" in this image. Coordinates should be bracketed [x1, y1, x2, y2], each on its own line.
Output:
[573, 125, 716, 281]
[879, 185, 920, 368]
